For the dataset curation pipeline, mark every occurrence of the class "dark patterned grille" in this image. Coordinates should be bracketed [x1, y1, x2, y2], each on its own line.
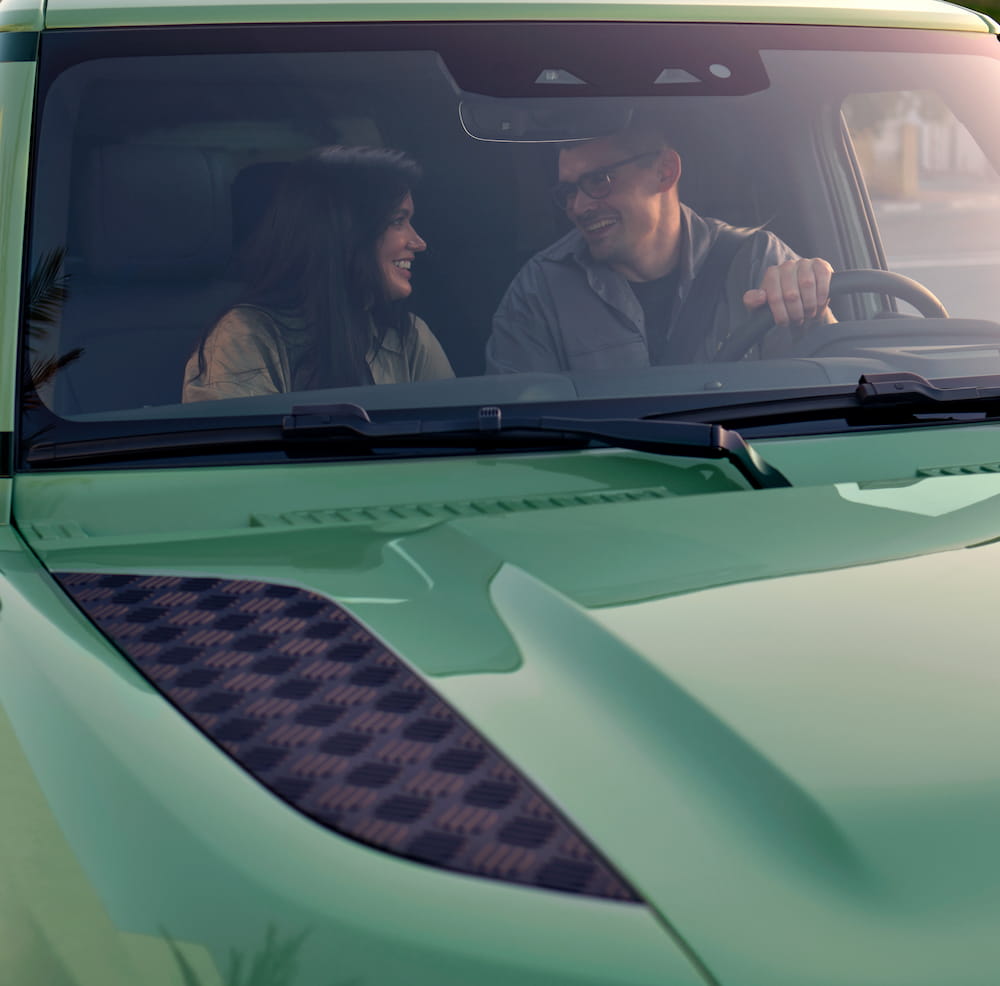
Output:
[56, 572, 638, 902]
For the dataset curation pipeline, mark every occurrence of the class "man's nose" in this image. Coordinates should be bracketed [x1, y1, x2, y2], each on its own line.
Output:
[566, 185, 599, 217]
[566, 186, 586, 215]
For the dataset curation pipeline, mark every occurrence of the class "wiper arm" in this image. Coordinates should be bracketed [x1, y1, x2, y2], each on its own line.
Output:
[26, 402, 789, 490]
[282, 404, 791, 489]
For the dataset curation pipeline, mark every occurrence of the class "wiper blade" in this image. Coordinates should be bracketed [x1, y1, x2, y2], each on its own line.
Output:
[649, 372, 1000, 431]
[282, 404, 791, 489]
[25, 424, 282, 464]
[854, 371, 1000, 408]
[26, 403, 790, 490]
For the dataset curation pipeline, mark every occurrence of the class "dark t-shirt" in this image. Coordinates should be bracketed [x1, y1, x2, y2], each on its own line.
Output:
[629, 269, 681, 364]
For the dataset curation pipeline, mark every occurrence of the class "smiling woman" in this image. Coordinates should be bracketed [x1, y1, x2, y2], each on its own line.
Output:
[377, 192, 427, 301]
[182, 145, 454, 402]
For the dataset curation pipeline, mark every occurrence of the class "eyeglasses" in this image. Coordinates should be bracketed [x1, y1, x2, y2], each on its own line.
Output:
[550, 150, 659, 210]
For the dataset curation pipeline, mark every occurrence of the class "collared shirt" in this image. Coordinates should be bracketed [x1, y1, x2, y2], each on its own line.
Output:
[486, 204, 802, 373]
[182, 305, 454, 402]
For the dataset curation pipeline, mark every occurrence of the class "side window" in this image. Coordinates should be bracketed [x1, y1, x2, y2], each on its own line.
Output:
[843, 89, 1000, 320]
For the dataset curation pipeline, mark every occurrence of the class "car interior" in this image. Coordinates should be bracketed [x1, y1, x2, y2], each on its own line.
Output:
[23, 30, 1000, 420]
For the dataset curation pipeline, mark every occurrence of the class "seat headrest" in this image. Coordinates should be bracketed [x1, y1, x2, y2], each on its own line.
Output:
[78, 144, 233, 280]
[231, 160, 290, 253]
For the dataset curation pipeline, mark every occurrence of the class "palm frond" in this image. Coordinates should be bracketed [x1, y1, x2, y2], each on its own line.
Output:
[162, 928, 209, 986]
[26, 247, 70, 341]
[21, 347, 84, 411]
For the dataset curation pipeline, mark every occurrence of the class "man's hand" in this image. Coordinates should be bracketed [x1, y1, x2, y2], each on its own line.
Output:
[742, 258, 834, 326]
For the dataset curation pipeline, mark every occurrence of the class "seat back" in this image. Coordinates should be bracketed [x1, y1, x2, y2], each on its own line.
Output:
[54, 143, 240, 413]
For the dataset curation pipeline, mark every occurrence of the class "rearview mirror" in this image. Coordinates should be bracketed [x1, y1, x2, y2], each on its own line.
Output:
[459, 97, 633, 142]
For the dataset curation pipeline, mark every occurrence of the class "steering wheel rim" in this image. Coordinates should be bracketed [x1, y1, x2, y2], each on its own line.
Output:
[715, 268, 949, 362]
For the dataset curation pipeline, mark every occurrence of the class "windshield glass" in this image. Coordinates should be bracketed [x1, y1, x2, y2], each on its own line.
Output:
[19, 22, 1000, 456]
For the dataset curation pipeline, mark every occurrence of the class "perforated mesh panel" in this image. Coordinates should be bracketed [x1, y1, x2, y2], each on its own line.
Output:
[56, 572, 639, 902]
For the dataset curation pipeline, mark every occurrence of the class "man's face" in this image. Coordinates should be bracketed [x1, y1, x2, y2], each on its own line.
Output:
[557, 137, 673, 277]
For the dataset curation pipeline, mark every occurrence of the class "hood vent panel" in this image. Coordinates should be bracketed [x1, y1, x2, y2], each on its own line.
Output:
[56, 571, 639, 902]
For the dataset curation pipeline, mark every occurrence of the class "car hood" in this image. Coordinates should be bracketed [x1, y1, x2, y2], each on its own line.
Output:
[14, 446, 1000, 986]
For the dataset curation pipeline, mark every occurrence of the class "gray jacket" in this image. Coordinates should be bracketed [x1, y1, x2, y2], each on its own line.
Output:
[486, 204, 801, 373]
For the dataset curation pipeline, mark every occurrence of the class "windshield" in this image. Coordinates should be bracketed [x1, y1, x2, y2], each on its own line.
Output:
[19, 22, 1000, 460]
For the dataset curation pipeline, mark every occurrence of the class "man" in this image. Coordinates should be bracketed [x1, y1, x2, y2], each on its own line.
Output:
[486, 125, 834, 372]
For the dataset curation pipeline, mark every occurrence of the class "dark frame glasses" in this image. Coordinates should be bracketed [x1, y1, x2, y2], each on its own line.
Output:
[550, 150, 659, 210]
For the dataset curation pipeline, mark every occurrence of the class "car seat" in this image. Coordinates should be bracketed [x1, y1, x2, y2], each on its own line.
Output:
[52, 143, 241, 414]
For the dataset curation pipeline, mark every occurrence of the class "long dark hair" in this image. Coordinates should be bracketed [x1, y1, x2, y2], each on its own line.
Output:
[237, 145, 422, 389]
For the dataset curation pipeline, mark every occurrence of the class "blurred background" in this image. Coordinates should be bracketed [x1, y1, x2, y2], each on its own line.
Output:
[968, 1, 1000, 17]
[829, 0, 1000, 318]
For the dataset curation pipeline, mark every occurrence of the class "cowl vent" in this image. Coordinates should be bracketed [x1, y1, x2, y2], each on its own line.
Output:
[248, 486, 671, 530]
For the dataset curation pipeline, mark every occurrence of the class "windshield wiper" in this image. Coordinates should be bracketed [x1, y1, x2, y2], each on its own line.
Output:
[649, 372, 1000, 430]
[26, 403, 790, 490]
[280, 404, 790, 489]
[854, 372, 1000, 408]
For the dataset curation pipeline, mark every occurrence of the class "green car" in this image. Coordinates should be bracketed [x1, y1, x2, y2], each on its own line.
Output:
[5, 0, 1000, 983]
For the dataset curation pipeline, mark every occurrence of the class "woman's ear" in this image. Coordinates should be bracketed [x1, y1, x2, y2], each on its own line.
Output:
[657, 149, 682, 190]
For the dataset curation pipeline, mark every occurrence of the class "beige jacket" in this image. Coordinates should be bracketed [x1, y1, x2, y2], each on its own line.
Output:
[183, 305, 453, 402]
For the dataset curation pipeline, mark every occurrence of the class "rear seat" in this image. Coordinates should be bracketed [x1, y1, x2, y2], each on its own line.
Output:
[54, 143, 240, 413]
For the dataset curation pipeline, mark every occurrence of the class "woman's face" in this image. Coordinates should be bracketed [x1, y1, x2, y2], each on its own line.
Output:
[376, 193, 427, 301]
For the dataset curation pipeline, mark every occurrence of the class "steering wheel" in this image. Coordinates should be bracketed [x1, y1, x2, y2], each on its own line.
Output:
[715, 268, 949, 362]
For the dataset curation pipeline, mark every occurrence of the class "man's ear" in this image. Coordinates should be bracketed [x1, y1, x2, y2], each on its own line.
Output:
[657, 149, 682, 190]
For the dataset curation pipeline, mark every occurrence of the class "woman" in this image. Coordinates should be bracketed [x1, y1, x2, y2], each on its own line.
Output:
[183, 145, 453, 402]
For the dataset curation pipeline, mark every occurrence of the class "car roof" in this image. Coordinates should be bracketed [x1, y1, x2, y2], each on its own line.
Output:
[33, 0, 997, 33]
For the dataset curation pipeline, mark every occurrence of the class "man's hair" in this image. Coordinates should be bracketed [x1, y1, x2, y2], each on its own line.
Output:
[614, 121, 674, 156]
[559, 118, 675, 158]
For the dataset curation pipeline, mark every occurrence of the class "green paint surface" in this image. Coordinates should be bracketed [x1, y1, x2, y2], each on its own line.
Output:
[39, 0, 993, 31]
[8, 426, 1000, 983]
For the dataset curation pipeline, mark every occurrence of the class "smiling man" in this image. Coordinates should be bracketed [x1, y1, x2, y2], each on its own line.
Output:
[486, 124, 834, 372]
